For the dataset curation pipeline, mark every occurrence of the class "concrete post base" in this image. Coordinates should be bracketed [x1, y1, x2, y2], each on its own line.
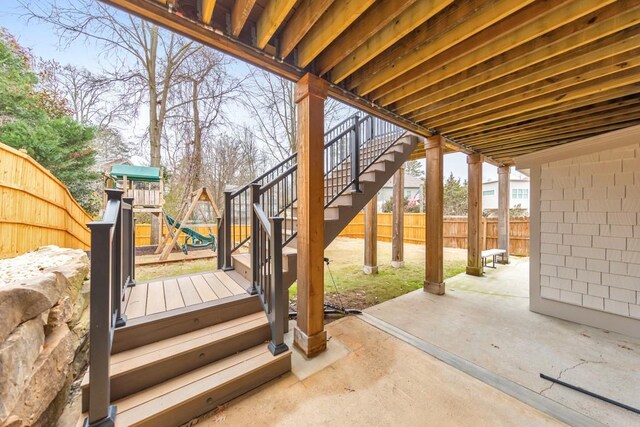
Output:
[466, 266, 483, 276]
[293, 326, 327, 358]
[424, 281, 445, 295]
[391, 261, 405, 268]
[363, 265, 379, 274]
[498, 258, 510, 265]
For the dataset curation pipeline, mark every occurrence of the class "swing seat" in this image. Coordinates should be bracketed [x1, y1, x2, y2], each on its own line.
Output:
[164, 213, 216, 254]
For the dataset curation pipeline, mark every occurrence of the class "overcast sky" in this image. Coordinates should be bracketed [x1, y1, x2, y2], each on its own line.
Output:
[0, 0, 524, 181]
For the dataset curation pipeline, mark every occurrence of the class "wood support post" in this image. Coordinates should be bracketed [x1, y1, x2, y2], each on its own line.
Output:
[498, 165, 511, 264]
[293, 73, 328, 358]
[466, 153, 484, 276]
[392, 166, 404, 268]
[364, 195, 378, 274]
[424, 136, 445, 295]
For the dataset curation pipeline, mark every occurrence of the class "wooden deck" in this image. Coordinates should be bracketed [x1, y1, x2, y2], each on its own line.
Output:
[124, 271, 249, 319]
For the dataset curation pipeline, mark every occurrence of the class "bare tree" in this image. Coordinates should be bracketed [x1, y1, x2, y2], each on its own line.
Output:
[241, 68, 351, 162]
[22, 0, 198, 168]
[166, 48, 241, 191]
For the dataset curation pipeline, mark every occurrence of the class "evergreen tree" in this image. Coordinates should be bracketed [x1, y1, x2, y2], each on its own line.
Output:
[0, 30, 98, 213]
[443, 172, 467, 216]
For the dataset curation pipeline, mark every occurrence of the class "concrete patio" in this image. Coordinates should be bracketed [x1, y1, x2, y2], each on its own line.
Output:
[199, 316, 562, 427]
[366, 258, 640, 426]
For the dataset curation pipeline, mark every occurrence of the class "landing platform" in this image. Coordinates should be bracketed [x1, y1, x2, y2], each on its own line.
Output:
[124, 271, 249, 319]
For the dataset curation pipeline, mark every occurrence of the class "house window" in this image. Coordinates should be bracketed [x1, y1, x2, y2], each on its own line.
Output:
[512, 188, 529, 199]
[483, 190, 495, 196]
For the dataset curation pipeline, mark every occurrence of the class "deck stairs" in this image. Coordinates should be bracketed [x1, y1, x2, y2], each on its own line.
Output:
[81, 114, 415, 426]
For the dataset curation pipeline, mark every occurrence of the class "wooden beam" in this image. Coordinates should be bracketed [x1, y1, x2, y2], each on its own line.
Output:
[314, 0, 417, 76]
[198, 0, 216, 25]
[424, 136, 445, 294]
[256, 0, 297, 49]
[480, 120, 640, 156]
[230, 0, 256, 37]
[294, 73, 328, 358]
[330, 0, 453, 83]
[393, 2, 640, 115]
[444, 94, 640, 141]
[405, 32, 640, 120]
[364, 195, 378, 274]
[448, 86, 640, 139]
[359, 0, 538, 97]
[374, 0, 613, 104]
[466, 154, 483, 277]
[497, 166, 510, 264]
[465, 107, 640, 146]
[278, 0, 334, 59]
[435, 68, 640, 134]
[392, 166, 405, 268]
[418, 53, 640, 125]
[345, 0, 485, 91]
[296, 0, 374, 68]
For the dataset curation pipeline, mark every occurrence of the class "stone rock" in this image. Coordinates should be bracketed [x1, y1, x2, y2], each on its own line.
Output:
[4, 324, 73, 427]
[69, 281, 90, 330]
[0, 273, 64, 343]
[0, 318, 45, 423]
[46, 296, 73, 335]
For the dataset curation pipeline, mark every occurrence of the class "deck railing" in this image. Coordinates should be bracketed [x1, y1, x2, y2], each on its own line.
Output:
[215, 113, 405, 355]
[85, 189, 135, 427]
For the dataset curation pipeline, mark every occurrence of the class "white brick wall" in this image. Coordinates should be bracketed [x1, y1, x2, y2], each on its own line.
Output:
[539, 143, 640, 320]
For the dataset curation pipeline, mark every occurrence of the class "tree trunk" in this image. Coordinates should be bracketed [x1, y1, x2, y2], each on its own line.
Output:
[191, 80, 203, 191]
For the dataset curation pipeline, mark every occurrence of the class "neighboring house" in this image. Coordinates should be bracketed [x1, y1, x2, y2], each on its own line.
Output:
[482, 176, 530, 212]
[377, 171, 423, 211]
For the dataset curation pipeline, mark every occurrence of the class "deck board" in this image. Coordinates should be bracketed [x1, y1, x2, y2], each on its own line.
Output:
[163, 279, 185, 311]
[123, 271, 249, 319]
[203, 273, 233, 298]
[214, 271, 247, 295]
[145, 281, 166, 315]
[191, 274, 219, 302]
[126, 283, 148, 319]
[177, 276, 203, 306]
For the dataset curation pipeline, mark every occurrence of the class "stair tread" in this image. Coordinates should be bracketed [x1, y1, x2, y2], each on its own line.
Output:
[81, 312, 269, 387]
[110, 345, 290, 426]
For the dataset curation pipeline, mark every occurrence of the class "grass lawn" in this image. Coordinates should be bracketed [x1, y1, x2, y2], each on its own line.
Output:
[291, 237, 467, 310]
[136, 258, 217, 283]
[136, 237, 468, 311]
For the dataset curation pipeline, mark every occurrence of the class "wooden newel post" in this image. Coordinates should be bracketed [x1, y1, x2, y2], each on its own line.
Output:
[392, 165, 405, 268]
[498, 165, 511, 264]
[467, 153, 484, 276]
[424, 136, 445, 294]
[294, 73, 328, 358]
[364, 195, 378, 274]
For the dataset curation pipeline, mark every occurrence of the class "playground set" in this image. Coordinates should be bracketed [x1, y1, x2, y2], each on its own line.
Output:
[105, 164, 219, 262]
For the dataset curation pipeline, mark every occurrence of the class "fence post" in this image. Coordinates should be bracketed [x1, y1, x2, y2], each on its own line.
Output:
[250, 184, 261, 295]
[85, 222, 117, 427]
[268, 217, 288, 356]
[216, 216, 224, 271]
[223, 191, 233, 270]
[351, 115, 362, 193]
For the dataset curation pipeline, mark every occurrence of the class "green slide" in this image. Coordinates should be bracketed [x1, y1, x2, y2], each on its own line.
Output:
[163, 212, 216, 254]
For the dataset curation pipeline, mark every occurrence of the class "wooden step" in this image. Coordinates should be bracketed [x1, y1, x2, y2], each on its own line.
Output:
[82, 345, 291, 427]
[112, 292, 261, 353]
[81, 312, 271, 412]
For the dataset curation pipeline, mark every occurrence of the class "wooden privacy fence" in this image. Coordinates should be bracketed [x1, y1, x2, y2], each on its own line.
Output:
[340, 213, 530, 256]
[0, 143, 93, 259]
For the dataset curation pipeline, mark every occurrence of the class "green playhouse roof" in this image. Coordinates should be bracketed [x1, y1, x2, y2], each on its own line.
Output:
[110, 164, 161, 182]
